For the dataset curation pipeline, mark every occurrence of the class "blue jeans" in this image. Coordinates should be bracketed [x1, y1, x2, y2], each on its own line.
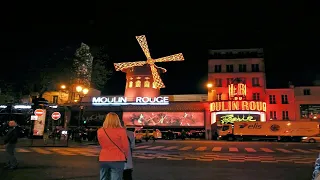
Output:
[100, 161, 125, 180]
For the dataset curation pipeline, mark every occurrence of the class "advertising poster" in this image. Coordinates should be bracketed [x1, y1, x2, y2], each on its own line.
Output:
[216, 113, 260, 124]
[33, 109, 47, 136]
[123, 112, 204, 127]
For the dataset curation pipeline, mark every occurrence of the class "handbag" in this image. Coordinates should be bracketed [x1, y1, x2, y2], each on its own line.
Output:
[103, 128, 127, 162]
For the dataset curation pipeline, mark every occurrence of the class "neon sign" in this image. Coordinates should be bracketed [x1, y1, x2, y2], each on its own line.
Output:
[228, 83, 246, 100]
[220, 114, 257, 124]
[210, 101, 267, 112]
[92, 96, 169, 106]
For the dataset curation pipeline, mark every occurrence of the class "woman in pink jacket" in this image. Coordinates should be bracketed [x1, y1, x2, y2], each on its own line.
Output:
[98, 112, 130, 180]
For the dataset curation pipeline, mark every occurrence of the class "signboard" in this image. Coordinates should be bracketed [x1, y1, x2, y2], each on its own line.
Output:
[123, 112, 204, 127]
[217, 114, 260, 124]
[92, 96, 169, 106]
[34, 109, 45, 117]
[210, 101, 266, 112]
[51, 112, 61, 120]
[30, 115, 38, 121]
[229, 83, 246, 100]
[33, 109, 46, 136]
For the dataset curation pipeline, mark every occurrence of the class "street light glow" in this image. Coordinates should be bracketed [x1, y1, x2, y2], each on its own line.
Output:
[76, 86, 83, 92]
[60, 85, 66, 89]
[207, 83, 213, 88]
[82, 88, 89, 95]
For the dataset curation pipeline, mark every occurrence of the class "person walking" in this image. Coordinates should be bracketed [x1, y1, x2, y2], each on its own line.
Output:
[98, 112, 130, 180]
[123, 128, 135, 180]
[3, 120, 19, 169]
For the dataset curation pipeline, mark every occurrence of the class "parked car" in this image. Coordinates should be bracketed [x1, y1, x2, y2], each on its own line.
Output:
[302, 134, 320, 143]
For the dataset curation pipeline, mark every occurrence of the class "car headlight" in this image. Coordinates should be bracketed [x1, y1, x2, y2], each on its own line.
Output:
[302, 137, 308, 139]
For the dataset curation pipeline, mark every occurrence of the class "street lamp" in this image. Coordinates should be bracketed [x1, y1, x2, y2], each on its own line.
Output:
[60, 85, 66, 90]
[206, 82, 215, 101]
[76, 86, 89, 127]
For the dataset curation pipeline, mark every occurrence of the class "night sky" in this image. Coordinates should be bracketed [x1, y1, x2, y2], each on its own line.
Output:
[1, 3, 319, 96]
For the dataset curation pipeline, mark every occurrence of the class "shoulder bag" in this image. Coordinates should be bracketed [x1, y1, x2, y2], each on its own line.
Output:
[103, 128, 127, 162]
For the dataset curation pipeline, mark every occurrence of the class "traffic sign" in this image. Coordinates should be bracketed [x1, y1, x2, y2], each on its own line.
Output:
[34, 109, 44, 117]
[51, 112, 61, 120]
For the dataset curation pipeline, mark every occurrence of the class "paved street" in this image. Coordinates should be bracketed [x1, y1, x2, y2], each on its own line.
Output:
[0, 140, 318, 180]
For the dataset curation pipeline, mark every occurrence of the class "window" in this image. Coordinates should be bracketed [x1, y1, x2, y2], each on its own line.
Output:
[53, 96, 58, 104]
[152, 82, 157, 89]
[303, 89, 311, 95]
[144, 80, 150, 88]
[214, 65, 222, 72]
[281, 95, 288, 104]
[226, 65, 234, 72]
[300, 104, 320, 119]
[217, 93, 222, 101]
[128, 81, 133, 88]
[135, 80, 141, 87]
[270, 111, 277, 119]
[253, 93, 260, 100]
[227, 78, 233, 86]
[269, 95, 276, 104]
[252, 64, 259, 72]
[239, 64, 247, 72]
[215, 79, 222, 87]
[282, 111, 289, 120]
[252, 77, 260, 86]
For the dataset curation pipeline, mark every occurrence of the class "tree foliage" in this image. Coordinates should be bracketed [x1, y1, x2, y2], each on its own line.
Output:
[22, 44, 113, 96]
[90, 46, 113, 90]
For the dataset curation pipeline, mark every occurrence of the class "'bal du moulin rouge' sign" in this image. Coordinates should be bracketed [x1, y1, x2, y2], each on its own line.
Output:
[210, 101, 267, 112]
[92, 96, 169, 106]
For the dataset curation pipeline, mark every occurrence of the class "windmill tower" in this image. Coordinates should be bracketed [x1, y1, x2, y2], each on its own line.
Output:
[114, 35, 184, 100]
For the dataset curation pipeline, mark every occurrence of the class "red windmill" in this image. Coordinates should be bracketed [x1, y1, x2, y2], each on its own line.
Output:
[114, 35, 184, 100]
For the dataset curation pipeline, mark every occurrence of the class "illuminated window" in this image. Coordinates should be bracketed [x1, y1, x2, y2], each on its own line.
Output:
[152, 82, 157, 89]
[269, 95, 276, 104]
[281, 95, 288, 104]
[253, 93, 260, 101]
[144, 81, 150, 88]
[136, 76, 141, 80]
[270, 111, 277, 119]
[135, 80, 141, 87]
[282, 111, 289, 120]
[129, 81, 133, 88]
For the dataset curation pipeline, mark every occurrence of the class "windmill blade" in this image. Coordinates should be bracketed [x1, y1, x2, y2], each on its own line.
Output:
[114, 61, 146, 71]
[150, 64, 165, 88]
[136, 35, 152, 59]
[154, 53, 184, 63]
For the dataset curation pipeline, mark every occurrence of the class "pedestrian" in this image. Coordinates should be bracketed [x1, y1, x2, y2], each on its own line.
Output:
[123, 127, 135, 180]
[3, 120, 19, 170]
[152, 129, 157, 142]
[98, 112, 130, 180]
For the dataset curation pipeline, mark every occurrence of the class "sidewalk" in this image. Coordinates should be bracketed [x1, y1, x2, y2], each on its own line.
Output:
[0, 137, 99, 147]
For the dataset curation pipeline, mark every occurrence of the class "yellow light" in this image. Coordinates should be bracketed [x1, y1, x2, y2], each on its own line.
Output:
[74, 100, 78, 102]
[287, 122, 291, 126]
[60, 85, 66, 89]
[82, 88, 89, 95]
[76, 86, 83, 92]
[207, 83, 213, 88]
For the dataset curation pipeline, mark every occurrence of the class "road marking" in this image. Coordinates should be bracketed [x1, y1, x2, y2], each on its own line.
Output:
[17, 148, 31, 152]
[50, 148, 77, 155]
[179, 146, 192, 151]
[66, 148, 97, 156]
[195, 147, 207, 151]
[260, 148, 274, 152]
[244, 148, 256, 152]
[292, 149, 311, 153]
[276, 148, 293, 153]
[31, 148, 52, 154]
[146, 146, 164, 150]
[134, 145, 150, 149]
[310, 149, 320, 152]
[212, 147, 222, 152]
[229, 148, 238, 152]
[162, 146, 178, 150]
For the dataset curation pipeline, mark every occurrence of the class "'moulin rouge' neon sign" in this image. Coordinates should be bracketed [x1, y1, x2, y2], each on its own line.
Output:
[210, 101, 267, 112]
